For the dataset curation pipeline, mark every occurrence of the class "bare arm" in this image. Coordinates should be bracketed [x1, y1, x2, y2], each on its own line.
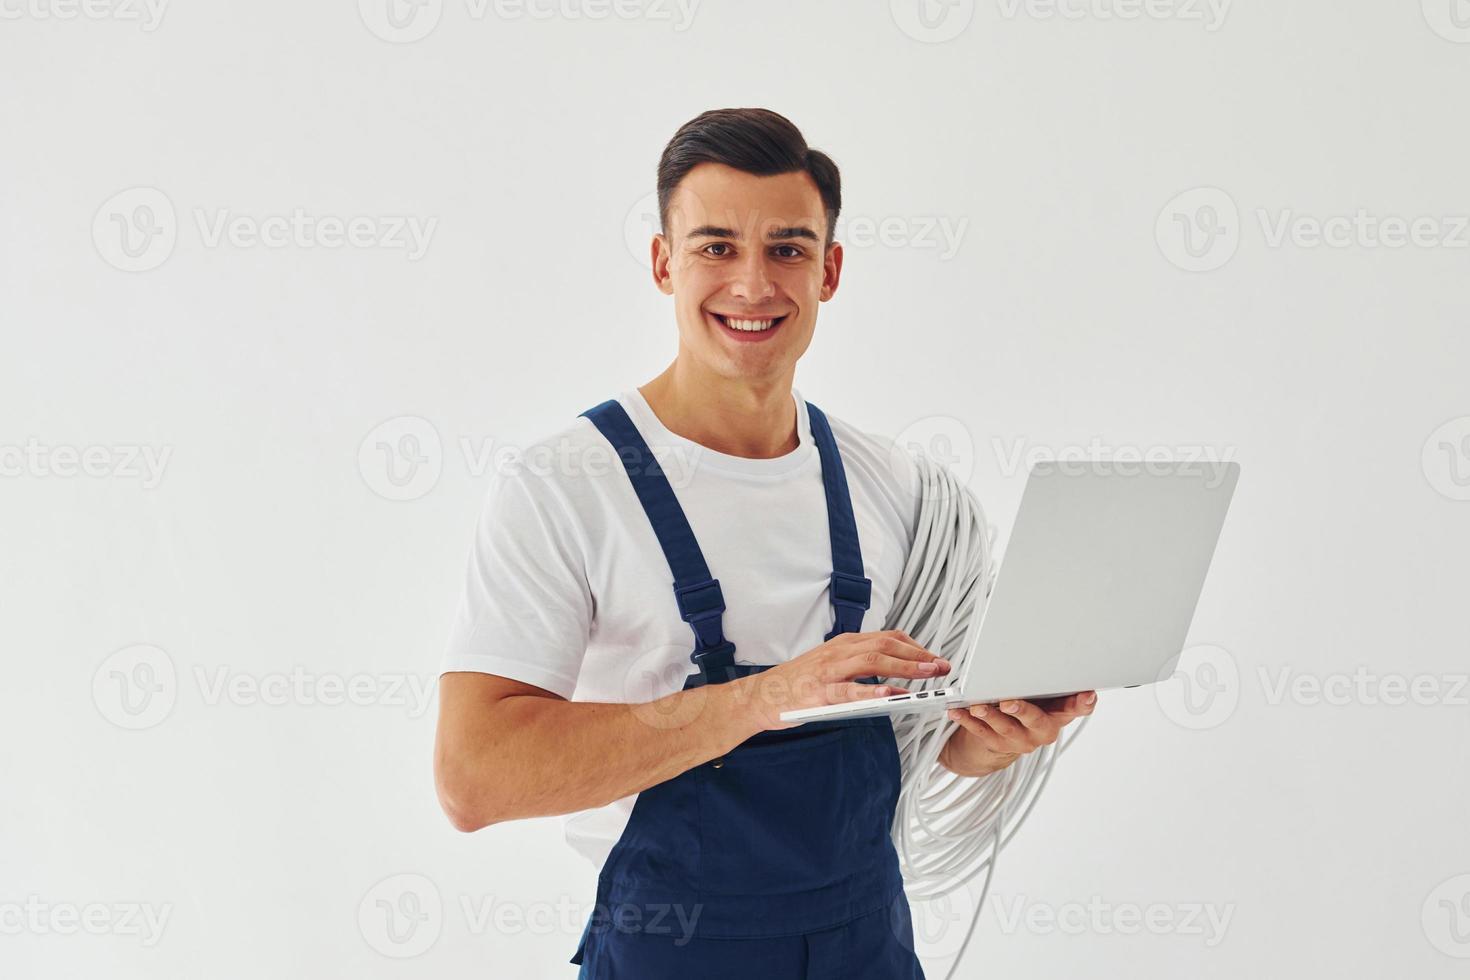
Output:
[434, 672, 761, 831]
[433, 630, 950, 831]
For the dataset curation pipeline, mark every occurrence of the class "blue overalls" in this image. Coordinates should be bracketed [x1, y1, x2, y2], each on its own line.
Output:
[569, 398, 926, 979]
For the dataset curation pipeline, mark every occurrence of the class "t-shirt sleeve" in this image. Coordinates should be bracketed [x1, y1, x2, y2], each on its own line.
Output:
[440, 458, 592, 699]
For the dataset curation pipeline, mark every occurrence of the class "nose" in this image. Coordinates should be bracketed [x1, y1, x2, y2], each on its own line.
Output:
[727, 249, 775, 304]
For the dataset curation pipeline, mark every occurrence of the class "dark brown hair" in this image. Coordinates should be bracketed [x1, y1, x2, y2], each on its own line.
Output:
[656, 108, 842, 245]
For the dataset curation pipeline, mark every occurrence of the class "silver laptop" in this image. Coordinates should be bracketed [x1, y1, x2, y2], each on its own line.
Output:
[780, 459, 1241, 723]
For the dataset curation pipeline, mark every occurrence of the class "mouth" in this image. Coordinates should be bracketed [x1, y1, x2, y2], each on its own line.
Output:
[707, 311, 790, 342]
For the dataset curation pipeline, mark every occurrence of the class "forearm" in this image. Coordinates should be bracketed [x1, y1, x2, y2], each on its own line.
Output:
[438, 680, 762, 829]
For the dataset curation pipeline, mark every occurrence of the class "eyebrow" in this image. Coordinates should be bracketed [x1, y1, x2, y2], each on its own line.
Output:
[685, 224, 821, 243]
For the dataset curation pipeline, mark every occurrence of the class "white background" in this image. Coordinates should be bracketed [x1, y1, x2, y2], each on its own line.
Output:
[3, 1, 1469, 977]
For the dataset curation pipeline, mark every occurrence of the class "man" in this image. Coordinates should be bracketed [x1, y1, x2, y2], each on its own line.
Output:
[434, 108, 1096, 978]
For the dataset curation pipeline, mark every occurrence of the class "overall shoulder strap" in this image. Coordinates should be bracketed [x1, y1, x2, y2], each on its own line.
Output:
[580, 399, 737, 681]
[806, 402, 873, 640]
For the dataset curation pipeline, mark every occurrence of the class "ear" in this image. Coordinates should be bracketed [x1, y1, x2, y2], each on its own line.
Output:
[819, 240, 844, 302]
[651, 235, 674, 295]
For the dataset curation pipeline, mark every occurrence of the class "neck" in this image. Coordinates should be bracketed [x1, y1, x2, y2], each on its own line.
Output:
[639, 359, 798, 459]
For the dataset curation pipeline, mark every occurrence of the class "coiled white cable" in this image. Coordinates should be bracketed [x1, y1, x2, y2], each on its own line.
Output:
[881, 452, 1088, 980]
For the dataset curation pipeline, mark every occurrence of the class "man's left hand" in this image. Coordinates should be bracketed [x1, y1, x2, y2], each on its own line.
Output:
[939, 692, 1097, 777]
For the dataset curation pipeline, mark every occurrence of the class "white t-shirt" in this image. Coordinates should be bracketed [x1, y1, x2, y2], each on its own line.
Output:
[441, 387, 922, 870]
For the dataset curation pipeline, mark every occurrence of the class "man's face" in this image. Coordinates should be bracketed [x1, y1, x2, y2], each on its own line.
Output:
[651, 163, 843, 385]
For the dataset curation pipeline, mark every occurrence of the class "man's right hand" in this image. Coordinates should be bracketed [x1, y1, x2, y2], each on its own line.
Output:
[737, 630, 950, 731]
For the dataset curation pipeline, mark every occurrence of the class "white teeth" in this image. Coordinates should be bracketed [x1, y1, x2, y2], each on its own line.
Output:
[721, 316, 777, 332]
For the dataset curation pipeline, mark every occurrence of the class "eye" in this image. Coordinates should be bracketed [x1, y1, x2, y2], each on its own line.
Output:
[772, 244, 804, 259]
[702, 242, 732, 257]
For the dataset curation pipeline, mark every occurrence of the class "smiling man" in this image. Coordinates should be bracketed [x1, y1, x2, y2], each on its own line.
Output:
[433, 108, 1095, 979]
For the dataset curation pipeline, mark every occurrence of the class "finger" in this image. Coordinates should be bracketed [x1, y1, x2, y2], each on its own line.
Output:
[998, 700, 1058, 734]
[998, 700, 1062, 746]
[860, 634, 945, 664]
[1049, 691, 1098, 722]
[946, 708, 1012, 753]
[963, 707, 1036, 753]
[968, 703, 1028, 743]
[839, 650, 951, 682]
[833, 629, 921, 651]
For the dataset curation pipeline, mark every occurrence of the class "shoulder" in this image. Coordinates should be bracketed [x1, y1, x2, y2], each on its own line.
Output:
[470, 411, 622, 542]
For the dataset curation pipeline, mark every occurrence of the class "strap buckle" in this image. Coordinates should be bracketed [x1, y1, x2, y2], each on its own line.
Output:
[690, 639, 738, 673]
[675, 578, 738, 677]
[830, 571, 872, 608]
[674, 578, 727, 650]
[825, 571, 872, 640]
